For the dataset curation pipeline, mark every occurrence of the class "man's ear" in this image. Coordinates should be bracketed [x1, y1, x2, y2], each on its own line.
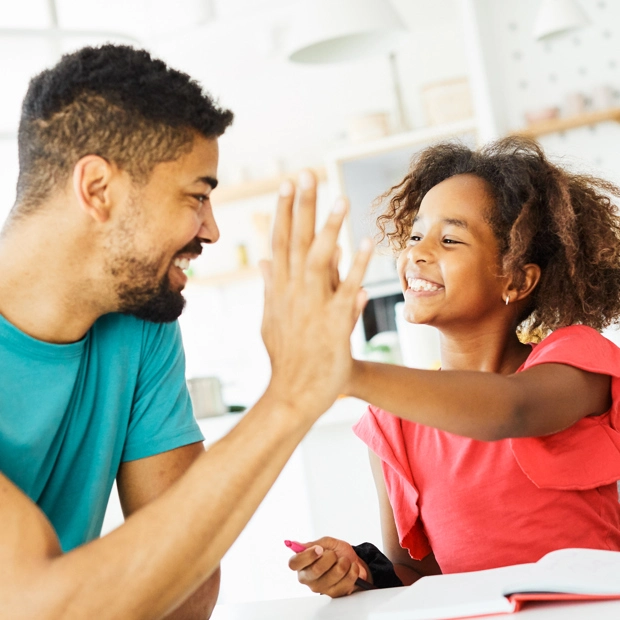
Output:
[504, 263, 541, 304]
[72, 155, 117, 223]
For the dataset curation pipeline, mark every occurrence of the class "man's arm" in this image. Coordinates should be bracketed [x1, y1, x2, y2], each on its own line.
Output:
[117, 442, 220, 619]
[0, 174, 372, 619]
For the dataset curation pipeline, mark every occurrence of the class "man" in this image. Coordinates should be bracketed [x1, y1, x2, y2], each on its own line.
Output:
[0, 45, 371, 618]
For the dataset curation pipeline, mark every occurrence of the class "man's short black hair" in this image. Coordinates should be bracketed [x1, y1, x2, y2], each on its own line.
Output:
[14, 44, 233, 214]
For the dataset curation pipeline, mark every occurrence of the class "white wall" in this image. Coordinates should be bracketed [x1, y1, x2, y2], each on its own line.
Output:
[0, 1, 469, 403]
[463, 0, 620, 184]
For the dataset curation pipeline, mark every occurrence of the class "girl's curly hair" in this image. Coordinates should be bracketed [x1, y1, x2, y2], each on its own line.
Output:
[376, 137, 620, 341]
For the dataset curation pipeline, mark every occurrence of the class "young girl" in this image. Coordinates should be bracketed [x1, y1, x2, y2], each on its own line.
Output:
[289, 137, 620, 597]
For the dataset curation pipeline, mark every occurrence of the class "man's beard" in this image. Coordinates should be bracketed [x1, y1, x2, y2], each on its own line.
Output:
[114, 255, 186, 323]
[112, 237, 203, 323]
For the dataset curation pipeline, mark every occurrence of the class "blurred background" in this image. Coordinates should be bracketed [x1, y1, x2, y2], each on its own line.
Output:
[2, 0, 620, 605]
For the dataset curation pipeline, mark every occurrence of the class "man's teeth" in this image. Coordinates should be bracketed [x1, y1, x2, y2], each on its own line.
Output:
[407, 277, 442, 292]
[173, 258, 190, 271]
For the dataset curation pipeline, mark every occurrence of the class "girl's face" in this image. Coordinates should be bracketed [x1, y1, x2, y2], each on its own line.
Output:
[397, 173, 508, 329]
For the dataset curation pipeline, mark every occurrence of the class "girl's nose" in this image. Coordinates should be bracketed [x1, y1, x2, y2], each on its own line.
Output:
[407, 237, 434, 263]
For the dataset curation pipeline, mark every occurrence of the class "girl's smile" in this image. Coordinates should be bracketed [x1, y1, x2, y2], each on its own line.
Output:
[397, 174, 506, 330]
[405, 275, 444, 296]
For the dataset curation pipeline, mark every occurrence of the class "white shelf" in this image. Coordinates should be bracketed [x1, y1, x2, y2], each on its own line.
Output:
[511, 107, 620, 139]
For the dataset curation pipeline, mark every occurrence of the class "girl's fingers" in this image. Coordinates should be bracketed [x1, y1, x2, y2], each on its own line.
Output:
[288, 545, 324, 572]
[271, 180, 295, 287]
[289, 170, 317, 281]
[312, 555, 359, 597]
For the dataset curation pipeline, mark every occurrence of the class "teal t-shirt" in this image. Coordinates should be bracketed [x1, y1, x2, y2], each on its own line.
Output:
[0, 313, 204, 551]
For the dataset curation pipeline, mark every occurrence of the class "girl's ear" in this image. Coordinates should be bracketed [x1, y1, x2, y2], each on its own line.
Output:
[504, 263, 541, 304]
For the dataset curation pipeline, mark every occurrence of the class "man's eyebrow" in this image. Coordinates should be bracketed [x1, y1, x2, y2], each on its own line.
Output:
[194, 176, 219, 190]
[412, 216, 469, 229]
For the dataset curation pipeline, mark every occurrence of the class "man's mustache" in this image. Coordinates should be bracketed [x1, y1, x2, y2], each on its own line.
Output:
[176, 238, 204, 257]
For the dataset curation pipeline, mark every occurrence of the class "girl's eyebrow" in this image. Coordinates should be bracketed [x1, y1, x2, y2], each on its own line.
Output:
[413, 215, 469, 230]
[443, 217, 469, 229]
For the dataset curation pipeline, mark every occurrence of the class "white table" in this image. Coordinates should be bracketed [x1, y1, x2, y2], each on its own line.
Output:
[211, 588, 620, 620]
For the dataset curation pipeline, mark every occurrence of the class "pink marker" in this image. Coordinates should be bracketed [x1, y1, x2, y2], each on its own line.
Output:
[284, 540, 376, 590]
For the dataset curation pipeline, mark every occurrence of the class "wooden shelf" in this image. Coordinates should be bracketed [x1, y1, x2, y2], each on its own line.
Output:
[511, 107, 620, 139]
[186, 266, 262, 288]
[212, 167, 328, 205]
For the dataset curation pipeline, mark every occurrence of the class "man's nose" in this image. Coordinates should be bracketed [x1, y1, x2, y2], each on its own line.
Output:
[198, 207, 220, 244]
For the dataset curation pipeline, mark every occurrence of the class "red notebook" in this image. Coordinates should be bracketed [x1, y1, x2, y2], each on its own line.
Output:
[370, 548, 620, 620]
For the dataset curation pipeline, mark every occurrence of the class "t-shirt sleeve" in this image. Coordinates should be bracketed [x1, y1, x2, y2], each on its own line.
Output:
[510, 325, 620, 490]
[121, 321, 204, 462]
[353, 406, 432, 560]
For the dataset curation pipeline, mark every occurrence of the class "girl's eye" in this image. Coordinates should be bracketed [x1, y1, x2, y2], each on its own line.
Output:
[409, 235, 422, 243]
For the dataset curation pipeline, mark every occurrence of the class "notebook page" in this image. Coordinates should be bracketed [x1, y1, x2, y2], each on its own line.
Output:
[503, 548, 620, 597]
[370, 563, 534, 620]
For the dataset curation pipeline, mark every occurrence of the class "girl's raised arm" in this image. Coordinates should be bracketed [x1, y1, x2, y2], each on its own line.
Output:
[348, 360, 611, 441]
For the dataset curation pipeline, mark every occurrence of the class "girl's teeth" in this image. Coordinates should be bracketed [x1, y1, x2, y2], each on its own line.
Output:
[408, 277, 442, 292]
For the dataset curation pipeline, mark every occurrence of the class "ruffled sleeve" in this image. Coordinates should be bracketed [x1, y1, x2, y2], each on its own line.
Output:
[353, 406, 432, 560]
[510, 325, 620, 490]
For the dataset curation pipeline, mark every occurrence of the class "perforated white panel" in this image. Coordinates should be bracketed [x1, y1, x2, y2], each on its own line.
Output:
[470, 0, 620, 182]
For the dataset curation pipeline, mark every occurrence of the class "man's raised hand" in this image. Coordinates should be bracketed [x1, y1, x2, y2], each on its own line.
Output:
[260, 170, 372, 421]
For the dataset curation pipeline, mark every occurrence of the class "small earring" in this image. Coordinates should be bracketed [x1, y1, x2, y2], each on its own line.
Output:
[505, 296, 510, 306]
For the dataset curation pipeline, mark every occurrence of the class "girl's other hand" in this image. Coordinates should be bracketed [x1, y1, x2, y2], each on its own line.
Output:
[287, 536, 371, 597]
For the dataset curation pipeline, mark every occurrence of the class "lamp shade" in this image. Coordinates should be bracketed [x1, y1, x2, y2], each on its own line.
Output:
[286, 0, 406, 64]
[533, 0, 589, 40]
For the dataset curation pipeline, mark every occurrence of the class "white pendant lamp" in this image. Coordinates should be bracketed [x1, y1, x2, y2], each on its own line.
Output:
[533, 0, 589, 40]
[285, 0, 406, 64]
[286, 0, 408, 131]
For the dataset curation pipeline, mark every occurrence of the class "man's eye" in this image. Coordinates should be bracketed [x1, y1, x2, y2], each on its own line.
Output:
[193, 194, 209, 205]
[443, 238, 460, 244]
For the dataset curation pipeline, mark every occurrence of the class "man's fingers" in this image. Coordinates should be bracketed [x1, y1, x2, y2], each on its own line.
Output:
[338, 238, 373, 302]
[304, 198, 348, 284]
[329, 245, 342, 292]
[258, 259, 273, 289]
[289, 170, 317, 281]
[352, 287, 369, 329]
[271, 180, 295, 286]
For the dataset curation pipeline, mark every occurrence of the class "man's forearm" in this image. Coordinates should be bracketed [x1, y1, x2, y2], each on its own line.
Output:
[23, 396, 315, 620]
[164, 568, 220, 620]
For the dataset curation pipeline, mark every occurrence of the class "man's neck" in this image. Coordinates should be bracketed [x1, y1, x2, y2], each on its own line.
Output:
[0, 210, 113, 344]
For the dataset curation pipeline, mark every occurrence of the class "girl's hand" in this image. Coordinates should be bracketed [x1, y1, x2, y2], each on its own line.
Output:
[287, 536, 371, 598]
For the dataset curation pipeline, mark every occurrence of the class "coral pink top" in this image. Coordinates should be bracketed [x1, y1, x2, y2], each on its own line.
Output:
[353, 325, 620, 574]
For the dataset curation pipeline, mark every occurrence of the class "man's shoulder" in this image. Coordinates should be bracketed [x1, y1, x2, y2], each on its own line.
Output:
[92, 314, 183, 364]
